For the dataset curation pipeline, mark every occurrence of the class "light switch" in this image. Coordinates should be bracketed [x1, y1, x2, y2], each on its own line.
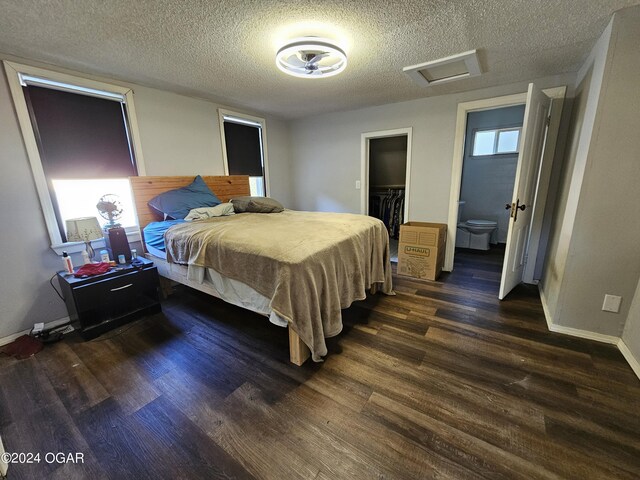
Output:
[355, 180, 361, 190]
[602, 294, 622, 313]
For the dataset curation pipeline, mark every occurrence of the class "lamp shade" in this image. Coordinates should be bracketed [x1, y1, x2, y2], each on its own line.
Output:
[65, 216, 103, 242]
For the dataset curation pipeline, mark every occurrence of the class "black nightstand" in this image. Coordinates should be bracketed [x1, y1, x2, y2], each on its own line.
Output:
[57, 257, 161, 339]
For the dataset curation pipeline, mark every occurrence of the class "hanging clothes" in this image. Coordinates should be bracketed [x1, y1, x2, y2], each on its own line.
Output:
[369, 188, 404, 239]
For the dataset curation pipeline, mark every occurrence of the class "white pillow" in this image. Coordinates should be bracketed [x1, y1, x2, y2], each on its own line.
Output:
[184, 203, 235, 221]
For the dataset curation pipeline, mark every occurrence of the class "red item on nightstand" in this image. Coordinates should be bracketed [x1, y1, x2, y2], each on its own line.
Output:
[73, 262, 112, 277]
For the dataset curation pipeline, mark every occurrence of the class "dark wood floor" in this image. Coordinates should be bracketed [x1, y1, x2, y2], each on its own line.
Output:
[1, 249, 639, 479]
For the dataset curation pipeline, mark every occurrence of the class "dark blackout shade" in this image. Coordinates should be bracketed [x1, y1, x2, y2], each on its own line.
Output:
[223, 121, 263, 176]
[24, 85, 136, 179]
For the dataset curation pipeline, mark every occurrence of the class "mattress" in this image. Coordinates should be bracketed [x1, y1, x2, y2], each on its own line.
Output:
[144, 224, 288, 328]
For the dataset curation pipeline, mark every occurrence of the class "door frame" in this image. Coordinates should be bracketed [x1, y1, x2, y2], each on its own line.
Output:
[445, 87, 566, 275]
[360, 127, 413, 221]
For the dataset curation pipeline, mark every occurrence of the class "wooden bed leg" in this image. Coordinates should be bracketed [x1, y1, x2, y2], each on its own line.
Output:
[288, 327, 310, 366]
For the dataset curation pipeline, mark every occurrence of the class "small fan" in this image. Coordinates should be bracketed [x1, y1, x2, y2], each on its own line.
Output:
[276, 38, 347, 78]
[295, 51, 331, 74]
[96, 194, 123, 229]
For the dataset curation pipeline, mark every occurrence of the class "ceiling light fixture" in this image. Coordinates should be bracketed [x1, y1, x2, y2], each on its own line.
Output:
[276, 37, 347, 78]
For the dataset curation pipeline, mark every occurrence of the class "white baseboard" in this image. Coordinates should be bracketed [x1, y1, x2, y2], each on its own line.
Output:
[539, 286, 619, 344]
[546, 323, 620, 345]
[539, 286, 556, 331]
[539, 285, 639, 380]
[618, 339, 640, 380]
[0, 316, 70, 347]
[0, 433, 7, 478]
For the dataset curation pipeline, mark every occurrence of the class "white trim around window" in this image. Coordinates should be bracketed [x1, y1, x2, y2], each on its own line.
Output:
[471, 126, 522, 156]
[3, 61, 146, 252]
[217, 108, 270, 196]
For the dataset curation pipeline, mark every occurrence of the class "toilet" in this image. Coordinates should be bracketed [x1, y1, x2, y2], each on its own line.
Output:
[455, 201, 498, 250]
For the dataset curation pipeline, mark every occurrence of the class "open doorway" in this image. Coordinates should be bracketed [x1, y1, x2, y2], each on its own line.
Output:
[446, 86, 566, 299]
[361, 128, 412, 262]
[455, 105, 526, 273]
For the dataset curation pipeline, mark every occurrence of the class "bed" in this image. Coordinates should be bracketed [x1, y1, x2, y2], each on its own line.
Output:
[130, 175, 393, 365]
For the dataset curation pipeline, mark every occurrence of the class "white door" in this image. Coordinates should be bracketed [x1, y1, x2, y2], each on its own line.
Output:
[499, 84, 551, 299]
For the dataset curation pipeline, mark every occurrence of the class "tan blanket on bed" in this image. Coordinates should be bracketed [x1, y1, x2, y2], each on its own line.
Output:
[164, 210, 393, 361]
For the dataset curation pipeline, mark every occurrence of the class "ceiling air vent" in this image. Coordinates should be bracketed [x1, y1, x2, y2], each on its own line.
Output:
[403, 49, 481, 87]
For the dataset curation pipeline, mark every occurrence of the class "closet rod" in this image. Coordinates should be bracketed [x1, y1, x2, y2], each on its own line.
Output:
[370, 184, 405, 189]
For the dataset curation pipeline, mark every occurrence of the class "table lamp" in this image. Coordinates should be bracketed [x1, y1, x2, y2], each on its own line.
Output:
[65, 216, 103, 261]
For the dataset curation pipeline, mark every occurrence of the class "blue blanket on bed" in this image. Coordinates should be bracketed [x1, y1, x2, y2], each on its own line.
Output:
[143, 220, 186, 252]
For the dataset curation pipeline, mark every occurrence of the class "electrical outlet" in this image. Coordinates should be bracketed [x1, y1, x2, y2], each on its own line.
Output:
[602, 294, 622, 313]
[355, 180, 361, 190]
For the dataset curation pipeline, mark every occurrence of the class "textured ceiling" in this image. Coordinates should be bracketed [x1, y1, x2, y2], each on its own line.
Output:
[0, 0, 638, 119]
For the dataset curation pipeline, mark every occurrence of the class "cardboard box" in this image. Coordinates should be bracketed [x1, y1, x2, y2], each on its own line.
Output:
[399, 222, 447, 248]
[398, 222, 447, 280]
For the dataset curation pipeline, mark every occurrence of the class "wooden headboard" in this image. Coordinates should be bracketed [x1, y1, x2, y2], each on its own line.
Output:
[129, 175, 250, 239]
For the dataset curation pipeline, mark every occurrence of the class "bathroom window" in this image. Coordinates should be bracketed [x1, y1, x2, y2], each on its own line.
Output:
[472, 127, 521, 156]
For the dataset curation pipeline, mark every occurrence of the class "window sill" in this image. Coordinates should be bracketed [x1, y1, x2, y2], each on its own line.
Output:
[471, 154, 519, 158]
[51, 227, 141, 255]
[470, 151, 520, 158]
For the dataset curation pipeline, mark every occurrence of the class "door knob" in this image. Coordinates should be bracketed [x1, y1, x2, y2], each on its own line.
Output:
[513, 199, 526, 222]
[506, 200, 527, 221]
[506, 202, 526, 211]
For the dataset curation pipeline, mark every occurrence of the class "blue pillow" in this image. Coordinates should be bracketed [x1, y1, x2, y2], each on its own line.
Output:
[148, 175, 221, 220]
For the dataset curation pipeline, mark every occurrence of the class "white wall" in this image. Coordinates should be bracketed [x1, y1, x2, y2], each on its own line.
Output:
[0, 57, 291, 340]
[133, 87, 225, 176]
[0, 70, 70, 339]
[622, 278, 640, 369]
[540, 19, 613, 324]
[263, 116, 292, 208]
[460, 105, 525, 243]
[541, 7, 640, 338]
[289, 73, 574, 219]
[132, 87, 292, 207]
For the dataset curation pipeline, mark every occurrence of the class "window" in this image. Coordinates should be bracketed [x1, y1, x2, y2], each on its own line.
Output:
[23, 83, 138, 242]
[4, 62, 146, 252]
[52, 179, 138, 233]
[472, 127, 521, 156]
[219, 109, 268, 197]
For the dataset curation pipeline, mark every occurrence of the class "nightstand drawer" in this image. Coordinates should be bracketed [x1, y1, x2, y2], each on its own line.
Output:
[73, 268, 159, 327]
[58, 256, 161, 339]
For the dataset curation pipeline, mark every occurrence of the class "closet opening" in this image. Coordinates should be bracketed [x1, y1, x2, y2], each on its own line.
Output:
[361, 128, 412, 263]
